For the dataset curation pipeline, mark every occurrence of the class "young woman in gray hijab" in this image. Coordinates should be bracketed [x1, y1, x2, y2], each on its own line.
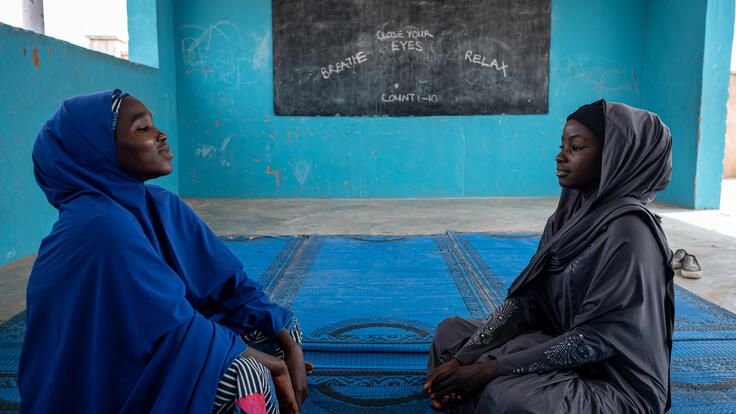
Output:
[426, 100, 674, 413]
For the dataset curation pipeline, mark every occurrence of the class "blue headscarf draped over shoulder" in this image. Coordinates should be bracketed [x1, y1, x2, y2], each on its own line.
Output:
[20, 90, 292, 413]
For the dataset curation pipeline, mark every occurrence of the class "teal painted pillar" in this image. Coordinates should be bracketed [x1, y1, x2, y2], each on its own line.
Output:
[127, 0, 159, 67]
[695, 0, 735, 208]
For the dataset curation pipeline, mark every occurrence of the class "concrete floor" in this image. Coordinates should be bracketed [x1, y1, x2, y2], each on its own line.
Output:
[1, 180, 735, 322]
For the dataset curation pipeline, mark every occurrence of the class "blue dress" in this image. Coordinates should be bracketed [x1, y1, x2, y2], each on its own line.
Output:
[19, 90, 293, 413]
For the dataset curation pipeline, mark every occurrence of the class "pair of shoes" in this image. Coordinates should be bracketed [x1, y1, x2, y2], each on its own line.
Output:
[672, 248, 702, 279]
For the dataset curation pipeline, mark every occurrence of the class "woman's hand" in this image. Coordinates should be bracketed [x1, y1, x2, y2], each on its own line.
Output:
[277, 329, 309, 409]
[425, 359, 461, 409]
[424, 359, 461, 392]
[431, 360, 499, 404]
[241, 347, 299, 413]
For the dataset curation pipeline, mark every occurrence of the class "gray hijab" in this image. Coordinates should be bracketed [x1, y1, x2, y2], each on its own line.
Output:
[509, 100, 674, 294]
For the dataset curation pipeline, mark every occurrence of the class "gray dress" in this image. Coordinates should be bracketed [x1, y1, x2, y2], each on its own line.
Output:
[429, 101, 674, 413]
[429, 215, 670, 413]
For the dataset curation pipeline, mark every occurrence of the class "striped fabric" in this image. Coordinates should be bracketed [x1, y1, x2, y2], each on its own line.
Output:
[213, 317, 303, 414]
[241, 317, 304, 359]
[214, 357, 275, 414]
[111, 89, 128, 130]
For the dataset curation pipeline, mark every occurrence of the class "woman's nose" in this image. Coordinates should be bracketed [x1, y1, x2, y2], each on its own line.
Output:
[157, 129, 167, 141]
[555, 149, 565, 163]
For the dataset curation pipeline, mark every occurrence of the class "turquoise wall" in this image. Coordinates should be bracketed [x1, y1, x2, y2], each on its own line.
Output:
[642, 0, 707, 207]
[0, 0, 179, 268]
[1, 0, 732, 267]
[695, 0, 735, 208]
[644, 0, 735, 209]
[173, 0, 648, 198]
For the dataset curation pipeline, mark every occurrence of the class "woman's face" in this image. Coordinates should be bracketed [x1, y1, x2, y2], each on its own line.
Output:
[115, 96, 174, 181]
[555, 119, 603, 199]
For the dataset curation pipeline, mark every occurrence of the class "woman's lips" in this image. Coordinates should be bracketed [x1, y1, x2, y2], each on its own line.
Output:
[159, 145, 174, 160]
[556, 169, 570, 177]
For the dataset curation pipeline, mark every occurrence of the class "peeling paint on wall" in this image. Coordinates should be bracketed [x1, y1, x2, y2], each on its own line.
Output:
[195, 144, 217, 158]
[194, 133, 234, 161]
[266, 165, 281, 185]
[252, 32, 269, 70]
[294, 160, 311, 186]
[32, 47, 39, 69]
[219, 133, 234, 151]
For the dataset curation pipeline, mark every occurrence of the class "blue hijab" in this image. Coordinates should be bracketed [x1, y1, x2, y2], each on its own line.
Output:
[20, 90, 292, 413]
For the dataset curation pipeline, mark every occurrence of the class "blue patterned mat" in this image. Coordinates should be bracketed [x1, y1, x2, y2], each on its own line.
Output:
[230, 233, 736, 352]
[1, 232, 735, 412]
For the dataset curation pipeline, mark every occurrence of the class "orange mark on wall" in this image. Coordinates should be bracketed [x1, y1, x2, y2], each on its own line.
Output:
[48, 47, 51, 59]
[32, 47, 39, 69]
[267, 165, 281, 186]
[263, 118, 270, 122]
[23, 48, 27, 57]
[185, 70, 192, 74]
[344, 180, 349, 185]
[189, 168, 199, 182]
[215, 120, 221, 126]
[268, 134, 275, 139]
[253, 159, 260, 163]
[200, 69, 214, 72]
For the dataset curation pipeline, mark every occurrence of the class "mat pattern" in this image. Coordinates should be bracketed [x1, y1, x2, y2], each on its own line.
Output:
[1, 232, 735, 413]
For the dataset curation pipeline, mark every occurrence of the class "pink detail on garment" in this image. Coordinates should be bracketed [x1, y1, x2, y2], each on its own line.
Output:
[236, 393, 268, 414]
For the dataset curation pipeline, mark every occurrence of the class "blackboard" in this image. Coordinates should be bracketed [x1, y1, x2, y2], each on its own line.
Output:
[272, 0, 550, 116]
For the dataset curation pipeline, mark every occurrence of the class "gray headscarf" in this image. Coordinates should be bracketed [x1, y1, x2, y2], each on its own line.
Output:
[509, 100, 673, 293]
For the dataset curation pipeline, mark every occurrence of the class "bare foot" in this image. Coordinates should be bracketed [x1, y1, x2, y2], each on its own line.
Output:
[305, 361, 314, 375]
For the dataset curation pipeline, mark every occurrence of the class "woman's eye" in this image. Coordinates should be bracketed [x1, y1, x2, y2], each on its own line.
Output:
[559, 145, 565, 150]
[137, 126, 149, 132]
[572, 145, 582, 151]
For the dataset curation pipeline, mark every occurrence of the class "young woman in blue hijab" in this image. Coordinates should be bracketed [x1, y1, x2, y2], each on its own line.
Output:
[426, 100, 674, 413]
[19, 90, 310, 413]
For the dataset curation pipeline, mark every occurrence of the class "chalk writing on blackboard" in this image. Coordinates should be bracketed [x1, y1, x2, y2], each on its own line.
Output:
[377, 29, 434, 54]
[464, 50, 508, 77]
[380, 93, 439, 103]
[376, 29, 434, 41]
[320, 51, 368, 80]
[273, 0, 550, 116]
